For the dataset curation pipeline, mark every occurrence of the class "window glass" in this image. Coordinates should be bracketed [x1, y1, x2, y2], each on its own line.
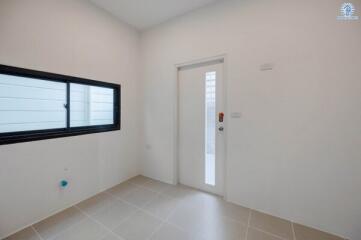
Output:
[0, 65, 120, 145]
[70, 83, 114, 127]
[0, 74, 66, 133]
[205, 71, 216, 186]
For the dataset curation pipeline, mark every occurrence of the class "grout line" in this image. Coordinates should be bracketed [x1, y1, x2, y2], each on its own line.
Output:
[31, 225, 45, 240]
[32, 207, 90, 240]
[22, 178, 298, 240]
[146, 196, 190, 240]
[249, 226, 290, 240]
[146, 220, 165, 240]
[102, 186, 178, 240]
[103, 190, 164, 222]
[5, 178, 168, 239]
[291, 222, 297, 240]
[3, 195, 97, 240]
[129, 177, 181, 239]
[81, 188, 292, 240]
[105, 181, 195, 239]
[38, 215, 89, 240]
[74, 206, 109, 239]
[74, 205, 137, 240]
[129, 181, 249, 239]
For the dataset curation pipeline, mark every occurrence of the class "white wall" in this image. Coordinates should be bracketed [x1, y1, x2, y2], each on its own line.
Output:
[0, 0, 141, 238]
[140, 0, 361, 239]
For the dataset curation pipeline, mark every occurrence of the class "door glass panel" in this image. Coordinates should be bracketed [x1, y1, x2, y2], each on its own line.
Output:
[205, 71, 216, 186]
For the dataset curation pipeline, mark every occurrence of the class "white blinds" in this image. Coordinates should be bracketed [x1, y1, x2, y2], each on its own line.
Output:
[70, 83, 114, 127]
[0, 74, 66, 133]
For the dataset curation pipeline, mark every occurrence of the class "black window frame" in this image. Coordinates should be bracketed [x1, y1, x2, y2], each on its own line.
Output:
[0, 64, 121, 145]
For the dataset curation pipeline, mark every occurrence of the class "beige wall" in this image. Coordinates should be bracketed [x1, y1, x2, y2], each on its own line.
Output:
[0, 0, 141, 238]
[140, 0, 361, 239]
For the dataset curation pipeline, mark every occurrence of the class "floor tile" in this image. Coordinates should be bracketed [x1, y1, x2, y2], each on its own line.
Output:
[33, 207, 85, 240]
[150, 223, 193, 240]
[7, 177, 343, 240]
[99, 232, 125, 240]
[121, 186, 158, 208]
[76, 192, 117, 216]
[169, 202, 246, 240]
[293, 223, 344, 240]
[168, 190, 246, 233]
[143, 194, 180, 220]
[128, 176, 152, 186]
[198, 216, 247, 240]
[179, 190, 250, 225]
[107, 182, 137, 200]
[174, 190, 214, 207]
[217, 200, 250, 225]
[4, 227, 41, 240]
[141, 180, 172, 193]
[168, 196, 207, 234]
[92, 199, 137, 230]
[52, 218, 108, 240]
[114, 210, 162, 240]
[163, 184, 197, 199]
[168, 196, 247, 240]
[247, 227, 283, 240]
[249, 210, 293, 240]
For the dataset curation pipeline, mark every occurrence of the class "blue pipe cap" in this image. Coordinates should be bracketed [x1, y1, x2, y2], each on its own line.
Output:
[60, 180, 68, 188]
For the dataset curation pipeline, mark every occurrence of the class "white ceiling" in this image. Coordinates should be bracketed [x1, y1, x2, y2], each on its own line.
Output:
[90, 0, 221, 30]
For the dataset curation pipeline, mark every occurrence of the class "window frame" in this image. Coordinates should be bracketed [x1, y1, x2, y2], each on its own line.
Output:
[0, 64, 121, 145]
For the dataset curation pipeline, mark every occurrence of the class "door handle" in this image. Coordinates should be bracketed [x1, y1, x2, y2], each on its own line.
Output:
[218, 126, 224, 131]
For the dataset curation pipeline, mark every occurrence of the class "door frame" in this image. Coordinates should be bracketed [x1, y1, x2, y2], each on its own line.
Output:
[172, 54, 229, 199]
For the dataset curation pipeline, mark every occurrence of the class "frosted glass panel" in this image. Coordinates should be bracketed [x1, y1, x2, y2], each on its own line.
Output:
[70, 83, 114, 127]
[0, 74, 67, 133]
[205, 71, 216, 186]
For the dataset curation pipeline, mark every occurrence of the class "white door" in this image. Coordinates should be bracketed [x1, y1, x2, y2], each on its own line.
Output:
[178, 61, 225, 195]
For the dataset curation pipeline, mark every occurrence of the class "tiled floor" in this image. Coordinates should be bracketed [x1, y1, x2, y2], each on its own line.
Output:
[5, 175, 346, 240]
